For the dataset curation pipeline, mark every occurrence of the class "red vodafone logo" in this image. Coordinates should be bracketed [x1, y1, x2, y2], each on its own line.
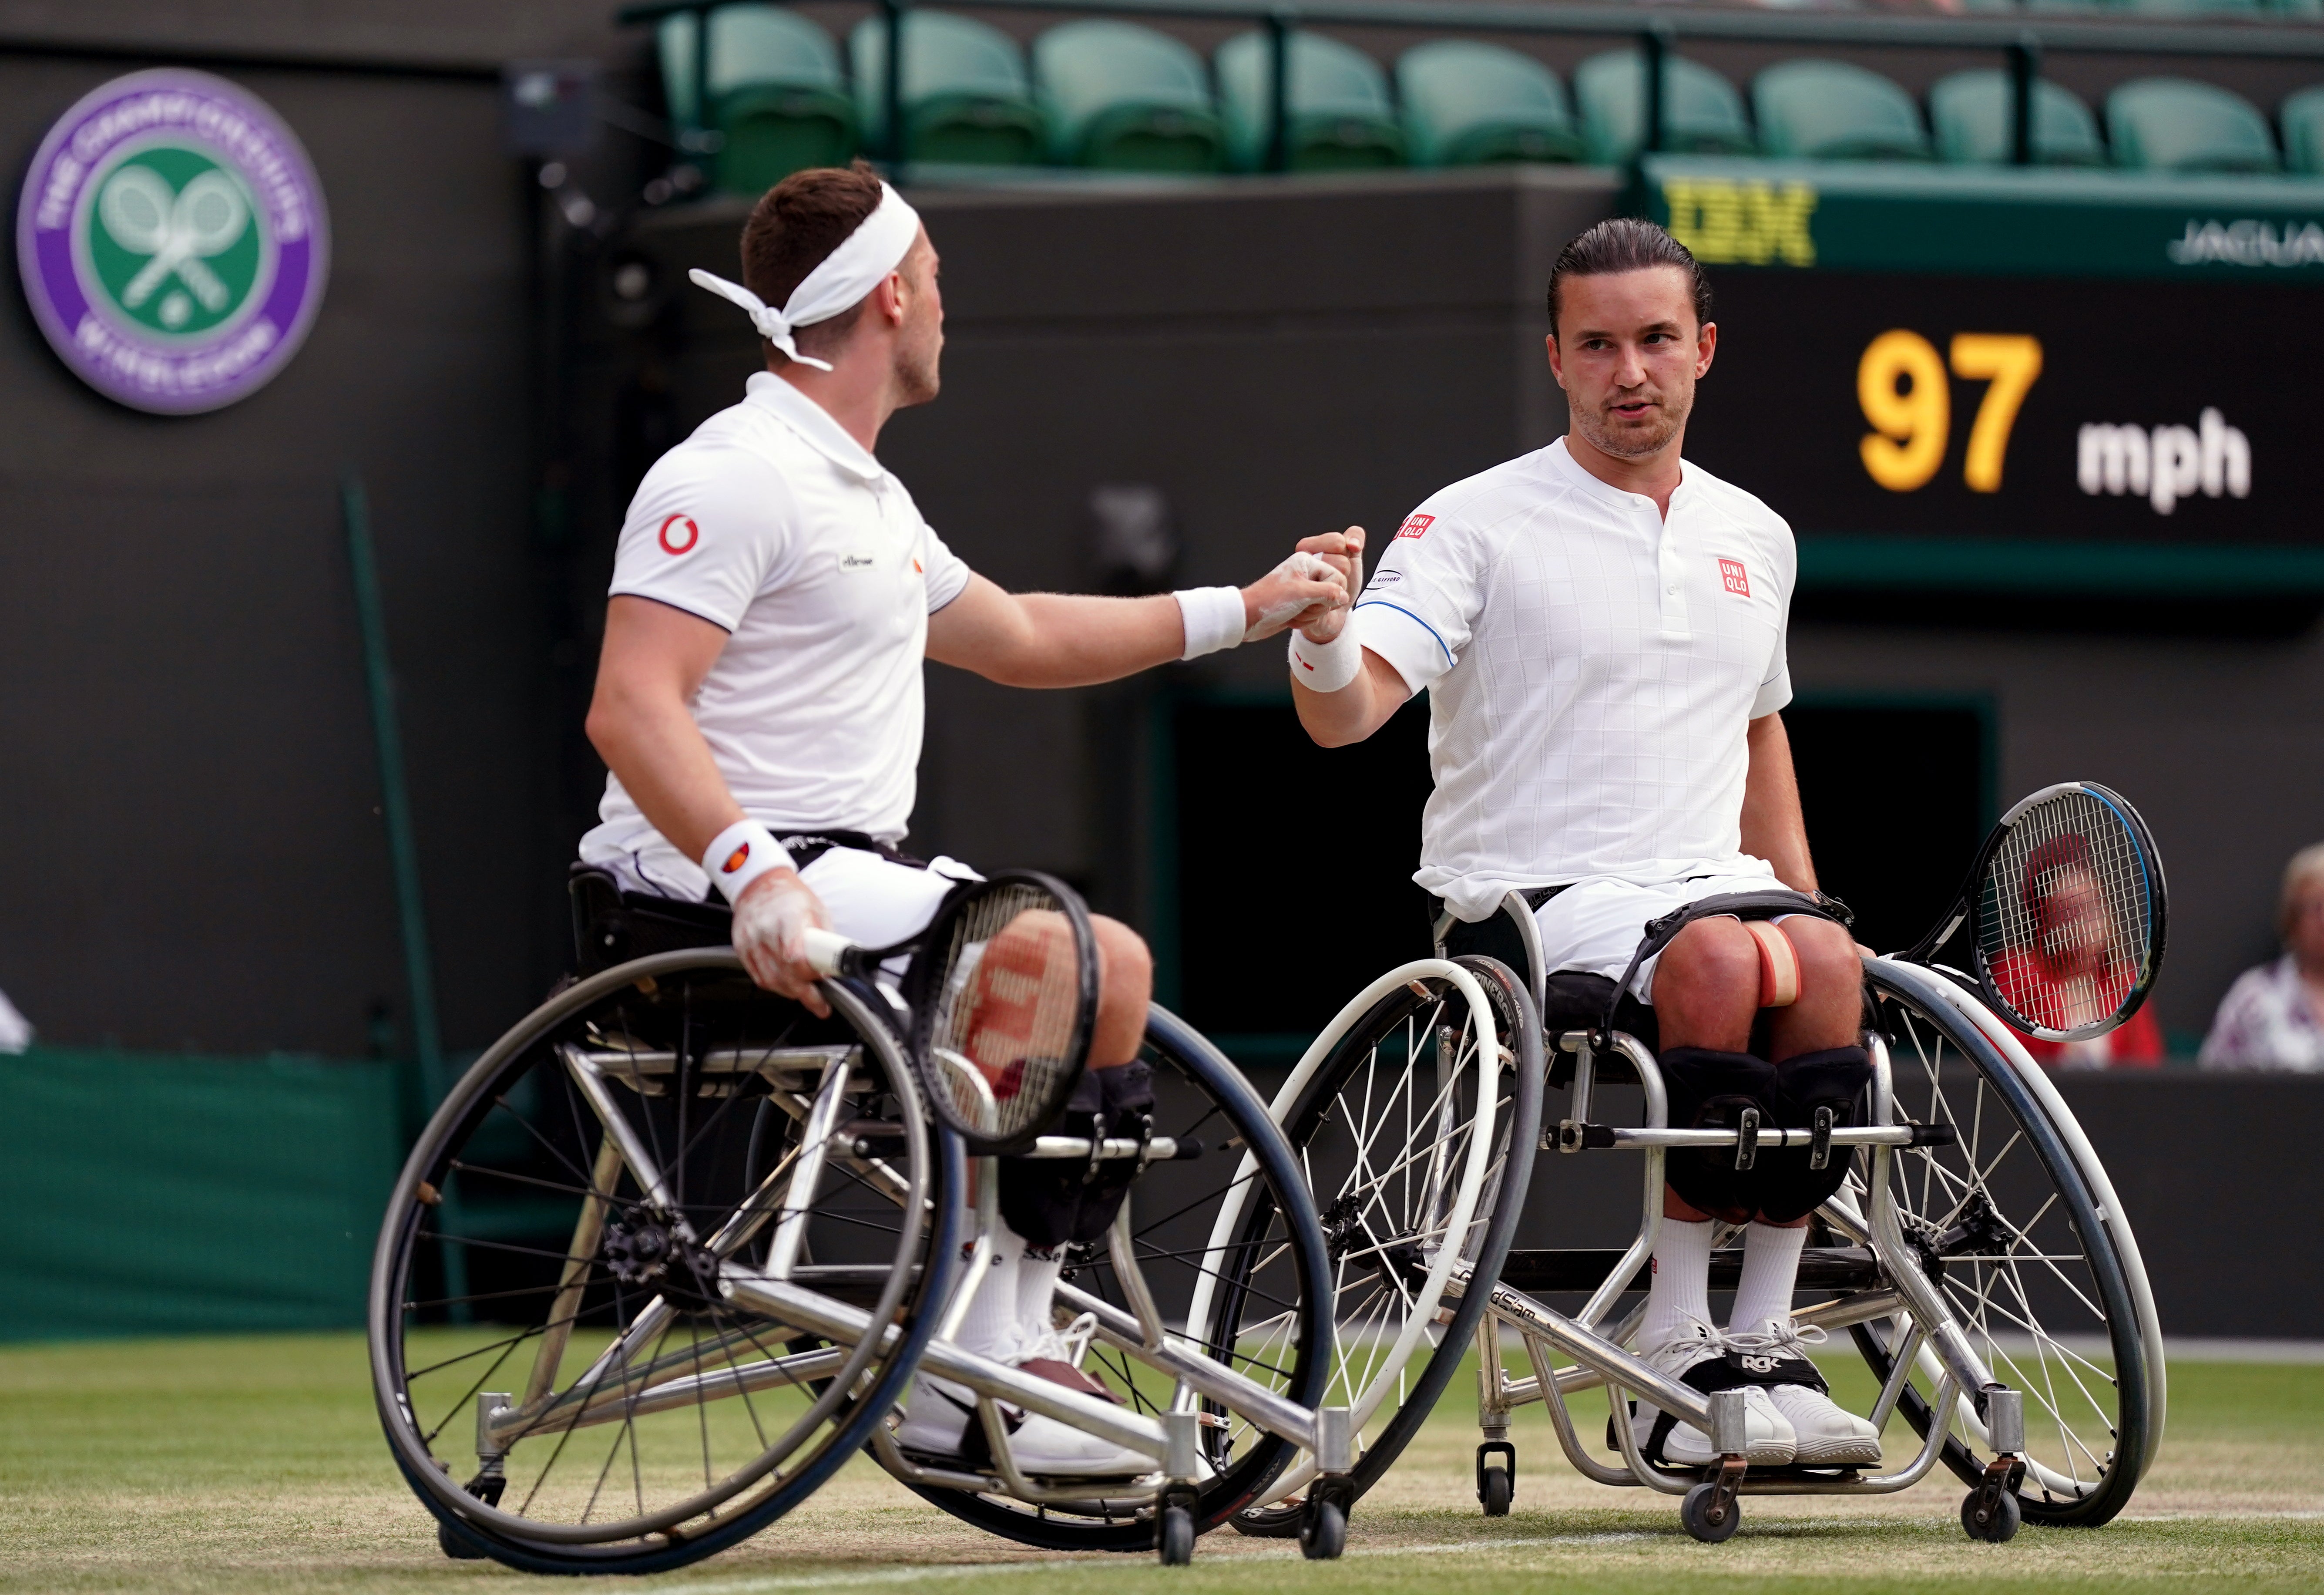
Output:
[658, 514, 700, 555]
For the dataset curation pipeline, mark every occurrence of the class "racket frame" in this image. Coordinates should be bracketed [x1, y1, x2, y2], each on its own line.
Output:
[1897, 780, 2167, 1045]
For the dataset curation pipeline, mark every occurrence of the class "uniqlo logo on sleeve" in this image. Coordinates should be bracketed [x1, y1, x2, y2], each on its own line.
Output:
[1396, 513, 1435, 540]
[1718, 558, 1750, 596]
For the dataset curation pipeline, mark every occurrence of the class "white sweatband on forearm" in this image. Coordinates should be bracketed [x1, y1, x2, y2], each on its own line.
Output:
[1289, 627, 1364, 693]
[702, 818, 795, 905]
[1175, 585, 1246, 660]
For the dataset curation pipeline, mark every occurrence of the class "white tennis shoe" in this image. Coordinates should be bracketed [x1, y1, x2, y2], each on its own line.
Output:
[1627, 1320, 1797, 1467]
[1730, 1319, 1883, 1466]
[891, 1315, 1158, 1478]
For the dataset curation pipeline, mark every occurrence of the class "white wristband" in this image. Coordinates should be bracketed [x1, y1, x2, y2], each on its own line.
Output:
[1289, 626, 1364, 693]
[702, 818, 794, 905]
[1174, 585, 1246, 660]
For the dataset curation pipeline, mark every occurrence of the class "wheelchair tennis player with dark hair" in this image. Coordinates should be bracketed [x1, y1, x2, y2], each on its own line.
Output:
[1265, 218, 2164, 1544]
[1293, 217, 1880, 1470]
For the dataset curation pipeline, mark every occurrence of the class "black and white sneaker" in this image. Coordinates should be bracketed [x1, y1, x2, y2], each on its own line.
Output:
[1626, 1320, 1797, 1467]
[1728, 1319, 1882, 1466]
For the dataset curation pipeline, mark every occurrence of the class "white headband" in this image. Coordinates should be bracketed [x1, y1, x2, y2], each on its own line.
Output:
[688, 182, 924, 372]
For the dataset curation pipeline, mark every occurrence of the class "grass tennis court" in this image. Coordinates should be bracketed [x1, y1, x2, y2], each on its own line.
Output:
[3, 1334, 2319, 1594]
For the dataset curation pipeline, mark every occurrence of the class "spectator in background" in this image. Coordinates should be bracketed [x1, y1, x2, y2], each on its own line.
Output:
[2200, 843, 2324, 1072]
[1988, 833, 2165, 1070]
[0, 987, 27, 1054]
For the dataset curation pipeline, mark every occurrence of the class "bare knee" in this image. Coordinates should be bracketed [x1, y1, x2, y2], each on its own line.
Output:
[1090, 917, 1152, 1003]
[1653, 918, 1761, 1048]
[1781, 917, 1862, 1000]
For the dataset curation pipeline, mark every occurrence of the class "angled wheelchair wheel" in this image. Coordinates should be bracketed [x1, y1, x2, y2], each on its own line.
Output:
[1226, 956, 1542, 1534]
[893, 1004, 1333, 1552]
[370, 950, 957, 1575]
[1845, 959, 2162, 1529]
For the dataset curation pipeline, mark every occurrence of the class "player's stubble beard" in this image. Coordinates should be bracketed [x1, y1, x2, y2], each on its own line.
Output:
[1570, 377, 1693, 461]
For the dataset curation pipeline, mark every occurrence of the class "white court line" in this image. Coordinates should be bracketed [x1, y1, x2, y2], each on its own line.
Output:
[650, 1514, 2324, 1592]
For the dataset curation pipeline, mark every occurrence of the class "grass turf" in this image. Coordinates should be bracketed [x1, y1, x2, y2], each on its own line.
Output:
[1, 1333, 2319, 1593]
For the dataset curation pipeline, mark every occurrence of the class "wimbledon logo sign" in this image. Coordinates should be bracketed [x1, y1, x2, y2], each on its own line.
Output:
[15, 69, 328, 414]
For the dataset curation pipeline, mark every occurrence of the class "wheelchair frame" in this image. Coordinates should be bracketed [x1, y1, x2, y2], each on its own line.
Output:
[376, 933, 1358, 1571]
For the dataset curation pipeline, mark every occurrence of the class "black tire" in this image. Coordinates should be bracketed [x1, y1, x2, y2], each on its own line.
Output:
[1849, 961, 2157, 1530]
[1158, 1506, 1195, 1565]
[893, 1003, 1333, 1552]
[1479, 1465, 1513, 1517]
[1232, 956, 1543, 1534]
[1680, 1481, 1740, 1543]
[370, 951, 957, 1575]
[1299, 1499, 1347, 1560]
[1964, 1487, 2023, 1542]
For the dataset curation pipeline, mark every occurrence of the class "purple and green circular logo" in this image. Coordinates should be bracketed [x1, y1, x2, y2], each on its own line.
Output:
[16, 70, 328, 415]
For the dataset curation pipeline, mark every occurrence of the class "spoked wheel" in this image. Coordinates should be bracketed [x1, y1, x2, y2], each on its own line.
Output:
[893, 1004, 1332, 1552]
[1226, 956, 1542, 1534]
[370, 950, 957, 1575]
[1843, 959, 2162, 1528]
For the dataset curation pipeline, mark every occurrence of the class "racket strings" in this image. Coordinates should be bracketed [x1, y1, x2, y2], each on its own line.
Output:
[1978, 790, 2153, 1039]
[927, 883, 1088, 1142]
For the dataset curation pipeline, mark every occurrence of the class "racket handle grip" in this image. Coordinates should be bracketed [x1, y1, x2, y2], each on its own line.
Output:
[801, 928, 853, 978]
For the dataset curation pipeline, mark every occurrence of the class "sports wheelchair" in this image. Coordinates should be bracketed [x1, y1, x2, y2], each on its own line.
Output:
[368, 871, 1355, 1574]
[1221, 872, 2166, 1544]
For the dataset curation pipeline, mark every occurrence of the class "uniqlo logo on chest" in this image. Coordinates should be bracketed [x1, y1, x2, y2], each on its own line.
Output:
[1718, 558, 1750, 596]
[1397, 513, 1435, 540]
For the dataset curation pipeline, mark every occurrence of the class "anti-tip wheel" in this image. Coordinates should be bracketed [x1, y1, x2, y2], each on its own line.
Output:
[1159, 1506, 1195, 1566]
[1680, 1481, 1741, 1544]
[1479, 1467, 1512, 1517]
[1962, 1489, 2022, 1543]
[1298, 1500, 1347, 1561]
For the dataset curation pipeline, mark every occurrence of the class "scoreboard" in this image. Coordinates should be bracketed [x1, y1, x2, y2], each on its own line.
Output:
[1643, 159, 2324, 591]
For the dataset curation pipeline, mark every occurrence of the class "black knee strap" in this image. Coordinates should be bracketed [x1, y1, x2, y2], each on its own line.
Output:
[997, 1060, 1155, 1248]
[1752, 1046, 1874, 1224]
[1656, 1047, 1777, 1224]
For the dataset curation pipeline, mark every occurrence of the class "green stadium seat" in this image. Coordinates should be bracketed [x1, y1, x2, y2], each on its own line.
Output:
[1033, 20, 1222, 172]
[1215, 30, 1404, 173]
[2106, 77, 2279, 172]
[658, 5, 856, 194]
[1929, 70, 2106, 165]
[2115, 0, 2265, 16]
[1753, 60, 1931, 161]
[2282, 87, 2324, 174]
[1396, 40, 1582, 166]
[1573, 50, 1754, 164]
[851, 10, 1044, 167]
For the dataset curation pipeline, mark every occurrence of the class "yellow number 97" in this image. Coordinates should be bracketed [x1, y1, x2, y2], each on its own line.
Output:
[1858, 330, 1949, 493]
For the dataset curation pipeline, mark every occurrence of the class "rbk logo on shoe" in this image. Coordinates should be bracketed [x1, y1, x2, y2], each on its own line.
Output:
[1739, 1353, 1778, 1374]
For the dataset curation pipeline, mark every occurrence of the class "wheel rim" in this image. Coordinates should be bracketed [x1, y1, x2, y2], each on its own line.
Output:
[1851, 967, 2148, 1524]
[894, 1006, 1325, 1545]
[1230, 964, 1525, 1517]
[371, 954, 939, 1554]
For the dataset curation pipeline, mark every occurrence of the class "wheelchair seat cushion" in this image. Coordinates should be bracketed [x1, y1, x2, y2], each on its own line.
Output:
[570, 864, 734, 975]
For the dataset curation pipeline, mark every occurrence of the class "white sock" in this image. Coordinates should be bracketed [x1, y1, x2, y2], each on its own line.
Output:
[1017, 1240, 1064, 1349]
[1642, 1218, 1714, 1349]
[957, 1227, 1023, 1357]
[1728, 1221, 1808, 1336]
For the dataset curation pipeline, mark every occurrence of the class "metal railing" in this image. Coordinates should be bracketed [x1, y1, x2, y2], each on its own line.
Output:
[617, 0, 2324, 172]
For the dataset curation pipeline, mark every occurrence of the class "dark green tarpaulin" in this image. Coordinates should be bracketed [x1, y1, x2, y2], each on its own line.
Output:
[0, 1046, 401, 1340]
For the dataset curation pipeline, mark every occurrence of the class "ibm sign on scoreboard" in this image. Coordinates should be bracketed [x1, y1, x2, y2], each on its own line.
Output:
[1646, 159, 2321, 572]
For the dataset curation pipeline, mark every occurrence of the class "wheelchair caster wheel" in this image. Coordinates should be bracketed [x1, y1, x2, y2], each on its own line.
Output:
[1299, 1499, 1346, 1561]
[1681, 1481, 1741, 1544]
[1962, 1488, 2022, 1543]
[1158, 1505, 1195, 1566]
[1476, 1439, 1515, 1516]
[437, 1518, 489, 1561]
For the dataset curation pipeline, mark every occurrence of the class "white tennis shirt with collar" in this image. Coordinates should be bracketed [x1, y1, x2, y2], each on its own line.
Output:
[1350, 435, 1796, 924]
[580, 370, 972, 899]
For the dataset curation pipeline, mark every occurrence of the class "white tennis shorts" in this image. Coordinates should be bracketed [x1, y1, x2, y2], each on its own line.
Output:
[1531, 863, 1786, 1004]
[588, 831, 980, 950]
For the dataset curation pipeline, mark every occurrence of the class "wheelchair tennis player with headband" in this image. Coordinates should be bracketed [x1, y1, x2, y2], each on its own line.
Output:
[578, 163, 1349, 1479]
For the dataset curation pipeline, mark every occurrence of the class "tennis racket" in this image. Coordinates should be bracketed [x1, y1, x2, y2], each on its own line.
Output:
[1898, 781, 2167, 1044]
[804, 871, 1101, 1154]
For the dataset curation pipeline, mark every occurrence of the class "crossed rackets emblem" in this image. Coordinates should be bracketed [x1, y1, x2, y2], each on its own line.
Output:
[95, 163, 249, 316]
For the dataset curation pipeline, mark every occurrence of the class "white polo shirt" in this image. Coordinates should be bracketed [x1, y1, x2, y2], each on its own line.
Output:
[579, 371, 971, 898]
[1352, 436, 1795, 922]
